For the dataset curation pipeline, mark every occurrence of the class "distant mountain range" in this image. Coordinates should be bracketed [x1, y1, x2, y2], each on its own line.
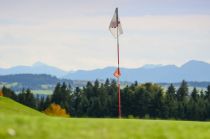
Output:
[65, 60, 210, 82]
[0, 62, 66, 78]
[0, 60, 210, 82]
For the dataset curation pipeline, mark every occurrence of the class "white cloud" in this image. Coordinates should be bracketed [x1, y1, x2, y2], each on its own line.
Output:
[0, 4, 210, 70]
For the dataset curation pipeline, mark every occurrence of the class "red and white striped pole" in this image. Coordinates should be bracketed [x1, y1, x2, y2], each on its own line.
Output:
[116, 8, 121, 118]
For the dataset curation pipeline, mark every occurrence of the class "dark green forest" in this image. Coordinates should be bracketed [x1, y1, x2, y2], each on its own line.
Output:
[2, 79, 210, 121]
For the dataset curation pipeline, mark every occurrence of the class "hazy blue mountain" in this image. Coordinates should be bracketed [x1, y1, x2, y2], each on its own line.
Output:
[141, 64, 163, 69]
[65, 60, 210, 82]
[0, 62, 67, 78]
[66, 67, 116, 81]
[0, 60, 210, 82]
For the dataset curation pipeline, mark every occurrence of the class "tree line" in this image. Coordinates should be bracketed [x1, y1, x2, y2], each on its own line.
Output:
[1, 79, 210, 121]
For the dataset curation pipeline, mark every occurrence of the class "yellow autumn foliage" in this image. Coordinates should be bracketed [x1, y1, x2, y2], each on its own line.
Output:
[0, 90, 3, 96]
[44, 103, 69, 117]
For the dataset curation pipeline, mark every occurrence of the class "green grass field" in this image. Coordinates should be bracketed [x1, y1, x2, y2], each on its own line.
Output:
[0, 96, 43, 116]
[31, 90, 52, 95]
[1, 96, 210, 139]
[15, 90, 53, 95]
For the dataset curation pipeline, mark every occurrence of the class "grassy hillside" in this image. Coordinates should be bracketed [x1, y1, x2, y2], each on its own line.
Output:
[0, 96, 43, 116]
[1, 96, 210, 139]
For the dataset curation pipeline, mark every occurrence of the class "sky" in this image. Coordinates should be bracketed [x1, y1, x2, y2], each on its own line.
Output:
[0, 0, 210, 71]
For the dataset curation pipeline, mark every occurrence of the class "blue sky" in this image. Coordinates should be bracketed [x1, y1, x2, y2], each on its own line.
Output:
[0, 0, 210, 70]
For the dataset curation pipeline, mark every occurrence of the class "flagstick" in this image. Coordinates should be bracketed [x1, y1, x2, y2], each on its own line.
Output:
[117, 77, 121, 118]
[117, 34, 121, 118]
[116, 8, 121, 118]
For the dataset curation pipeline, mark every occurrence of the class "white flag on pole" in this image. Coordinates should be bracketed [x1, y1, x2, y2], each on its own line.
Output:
[109, 8, 123, 38]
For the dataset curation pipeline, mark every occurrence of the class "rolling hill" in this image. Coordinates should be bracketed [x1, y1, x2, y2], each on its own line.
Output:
[0, 96, 43, 116]
[0, 74, 73, 91]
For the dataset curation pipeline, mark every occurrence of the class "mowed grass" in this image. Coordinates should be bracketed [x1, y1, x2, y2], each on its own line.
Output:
[16, 90, 52, 95]
[0, 96, 43, 116]
[31, 90, 52, 95]
[1, 96, 210, 139]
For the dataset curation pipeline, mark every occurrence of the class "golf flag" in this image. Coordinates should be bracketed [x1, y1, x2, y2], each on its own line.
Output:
[110, 8, 122, 118]
[113, 68, 121, 78]
[109, 8, 123, 38]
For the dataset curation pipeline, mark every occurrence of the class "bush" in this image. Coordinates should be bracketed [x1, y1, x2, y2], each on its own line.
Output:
[0, 90, 3, 96]
[128, 115, 135, 119]
[144, 114, 150, 119]
[44, 103, 69, 117]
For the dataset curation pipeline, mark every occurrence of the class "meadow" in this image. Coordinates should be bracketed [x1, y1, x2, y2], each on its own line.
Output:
[1, 96, 210, 139]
